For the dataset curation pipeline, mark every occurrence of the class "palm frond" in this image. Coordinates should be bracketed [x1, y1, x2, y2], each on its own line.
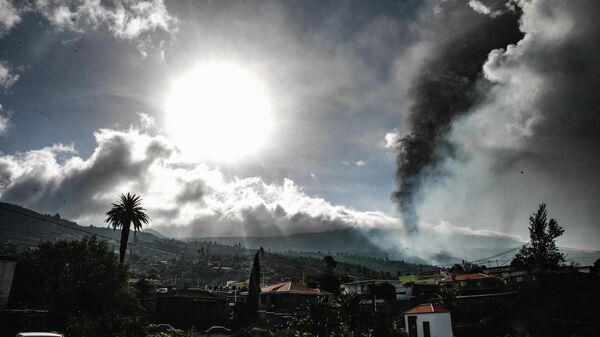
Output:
[104, 193, 150, 232]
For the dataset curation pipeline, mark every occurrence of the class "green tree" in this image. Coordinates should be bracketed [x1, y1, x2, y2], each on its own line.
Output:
[288, 296, 337, 337]
[9, 237, 147, 336]
[435, 285, 457, 310]
[511, 203, 566, 271]
[318, 272, 341, 296]
[246, 249, 261, 324]
[134, 278, 154, 300]
[105, 193, 150, 263]
[338, 292, 364, 332]
[324, 255, 337, 272]
[449, 260, 483, 274]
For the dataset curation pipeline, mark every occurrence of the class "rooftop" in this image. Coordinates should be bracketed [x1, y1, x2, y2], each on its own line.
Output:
[261, 282, 331, 295]
[450, 273, 498, 281]
[404, 303, 450, 315]
[342, 279, 401, 285]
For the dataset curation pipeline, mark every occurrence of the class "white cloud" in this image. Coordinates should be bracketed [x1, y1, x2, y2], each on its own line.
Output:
[355, 160, 365, 167]
[0, 0, 20, 36]
[0, 60, 19, 91]
[0, 0, 177, 54]
[31, 0, 178, 39]
[0, 125, 398, 236]
[137, 112, 156, 130]
[383, 131, 399, 150]
[468, 0, 504, 18]
[0, 105, 8, 136]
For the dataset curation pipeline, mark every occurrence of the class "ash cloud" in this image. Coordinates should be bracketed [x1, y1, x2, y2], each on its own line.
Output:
[423, 0, 600, 248]
[392, 0, 523, 232]
[398, 0, 600, 249]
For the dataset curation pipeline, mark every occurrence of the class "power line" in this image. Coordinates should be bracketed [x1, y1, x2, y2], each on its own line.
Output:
[0, 204, 182, 257]
[469, 244, 526, 264]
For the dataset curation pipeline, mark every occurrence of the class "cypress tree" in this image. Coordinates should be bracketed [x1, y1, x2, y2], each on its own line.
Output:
[246, 249, 261, 324]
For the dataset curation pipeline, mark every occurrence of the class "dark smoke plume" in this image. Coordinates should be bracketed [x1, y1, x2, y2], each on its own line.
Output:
[393, 1, 523, 232]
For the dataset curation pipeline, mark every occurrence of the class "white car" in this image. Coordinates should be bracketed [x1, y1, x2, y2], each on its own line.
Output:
[16, 333, 64, 337]
[204, 326, 231, 335]
[157, 324, 183, 334]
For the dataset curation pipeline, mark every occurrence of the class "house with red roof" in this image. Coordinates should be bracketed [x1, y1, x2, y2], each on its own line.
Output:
[259, 282, 332, 312]
[443, 273, 505, 295]
[404, 303, 452, 337]
[258, 282, 333, 326]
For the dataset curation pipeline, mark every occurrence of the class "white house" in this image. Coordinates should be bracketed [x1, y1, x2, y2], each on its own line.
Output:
[341, 279, 405, 300]
[404, 303, 452, 337]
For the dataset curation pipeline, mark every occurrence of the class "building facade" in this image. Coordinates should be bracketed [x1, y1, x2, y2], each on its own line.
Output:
[404, 303, 453, 337]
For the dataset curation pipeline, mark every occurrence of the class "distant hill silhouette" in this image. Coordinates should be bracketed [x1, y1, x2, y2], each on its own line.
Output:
[0, 201, 161, 248]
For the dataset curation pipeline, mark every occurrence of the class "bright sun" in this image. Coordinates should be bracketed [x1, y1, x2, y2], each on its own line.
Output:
[165, 63, 273, 162]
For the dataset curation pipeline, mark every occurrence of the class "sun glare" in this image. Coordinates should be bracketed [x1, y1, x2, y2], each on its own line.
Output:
[165, 63, 273, 162]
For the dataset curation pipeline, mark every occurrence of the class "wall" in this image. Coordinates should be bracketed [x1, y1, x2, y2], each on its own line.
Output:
[404, 313, 453, 337]
[0, 259, 17, 308]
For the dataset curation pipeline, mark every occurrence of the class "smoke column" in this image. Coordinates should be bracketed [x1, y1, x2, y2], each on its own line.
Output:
[393, 1, 523, 232]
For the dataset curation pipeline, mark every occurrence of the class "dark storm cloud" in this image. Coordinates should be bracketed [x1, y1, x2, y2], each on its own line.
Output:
[392, 0, 523, 231]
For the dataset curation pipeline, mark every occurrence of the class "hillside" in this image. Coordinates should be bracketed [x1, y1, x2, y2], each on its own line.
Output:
[0, 202, 162, 247]
[194, 227, 524, 263]
[0, 202, 397, 285]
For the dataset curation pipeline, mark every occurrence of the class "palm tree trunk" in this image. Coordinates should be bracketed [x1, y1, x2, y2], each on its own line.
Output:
[119, 221, 131, 264]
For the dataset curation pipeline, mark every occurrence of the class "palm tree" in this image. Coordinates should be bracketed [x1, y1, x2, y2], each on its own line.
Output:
[105, 193, 149, 263]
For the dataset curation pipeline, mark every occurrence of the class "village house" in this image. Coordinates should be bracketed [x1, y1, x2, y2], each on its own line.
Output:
[404, 303, 453, 337]
[442, 273, 505, 295]
[258, 282, 332, 326]
[341, 279, 403, 300]
[260, 281, 332, 311]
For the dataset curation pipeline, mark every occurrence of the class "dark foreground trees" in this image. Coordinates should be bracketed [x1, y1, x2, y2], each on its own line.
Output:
[9, 237, 147, 337]
[105, 193, 150, 263]
[511, 203, 566, 271]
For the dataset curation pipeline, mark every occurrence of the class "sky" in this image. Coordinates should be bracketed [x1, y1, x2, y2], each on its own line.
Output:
[0, 0, 598, 256]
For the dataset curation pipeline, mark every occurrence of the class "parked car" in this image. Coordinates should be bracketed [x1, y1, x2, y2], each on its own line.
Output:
[204, 326, 231, 335]
[157, 324, 184, 334]
[16, 333, 64, 337]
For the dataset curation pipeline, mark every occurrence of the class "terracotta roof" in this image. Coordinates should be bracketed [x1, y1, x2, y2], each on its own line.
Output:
[452, 273, 497, 281]
[404, 303, 450, 314]
[261, 282, 331, 295]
